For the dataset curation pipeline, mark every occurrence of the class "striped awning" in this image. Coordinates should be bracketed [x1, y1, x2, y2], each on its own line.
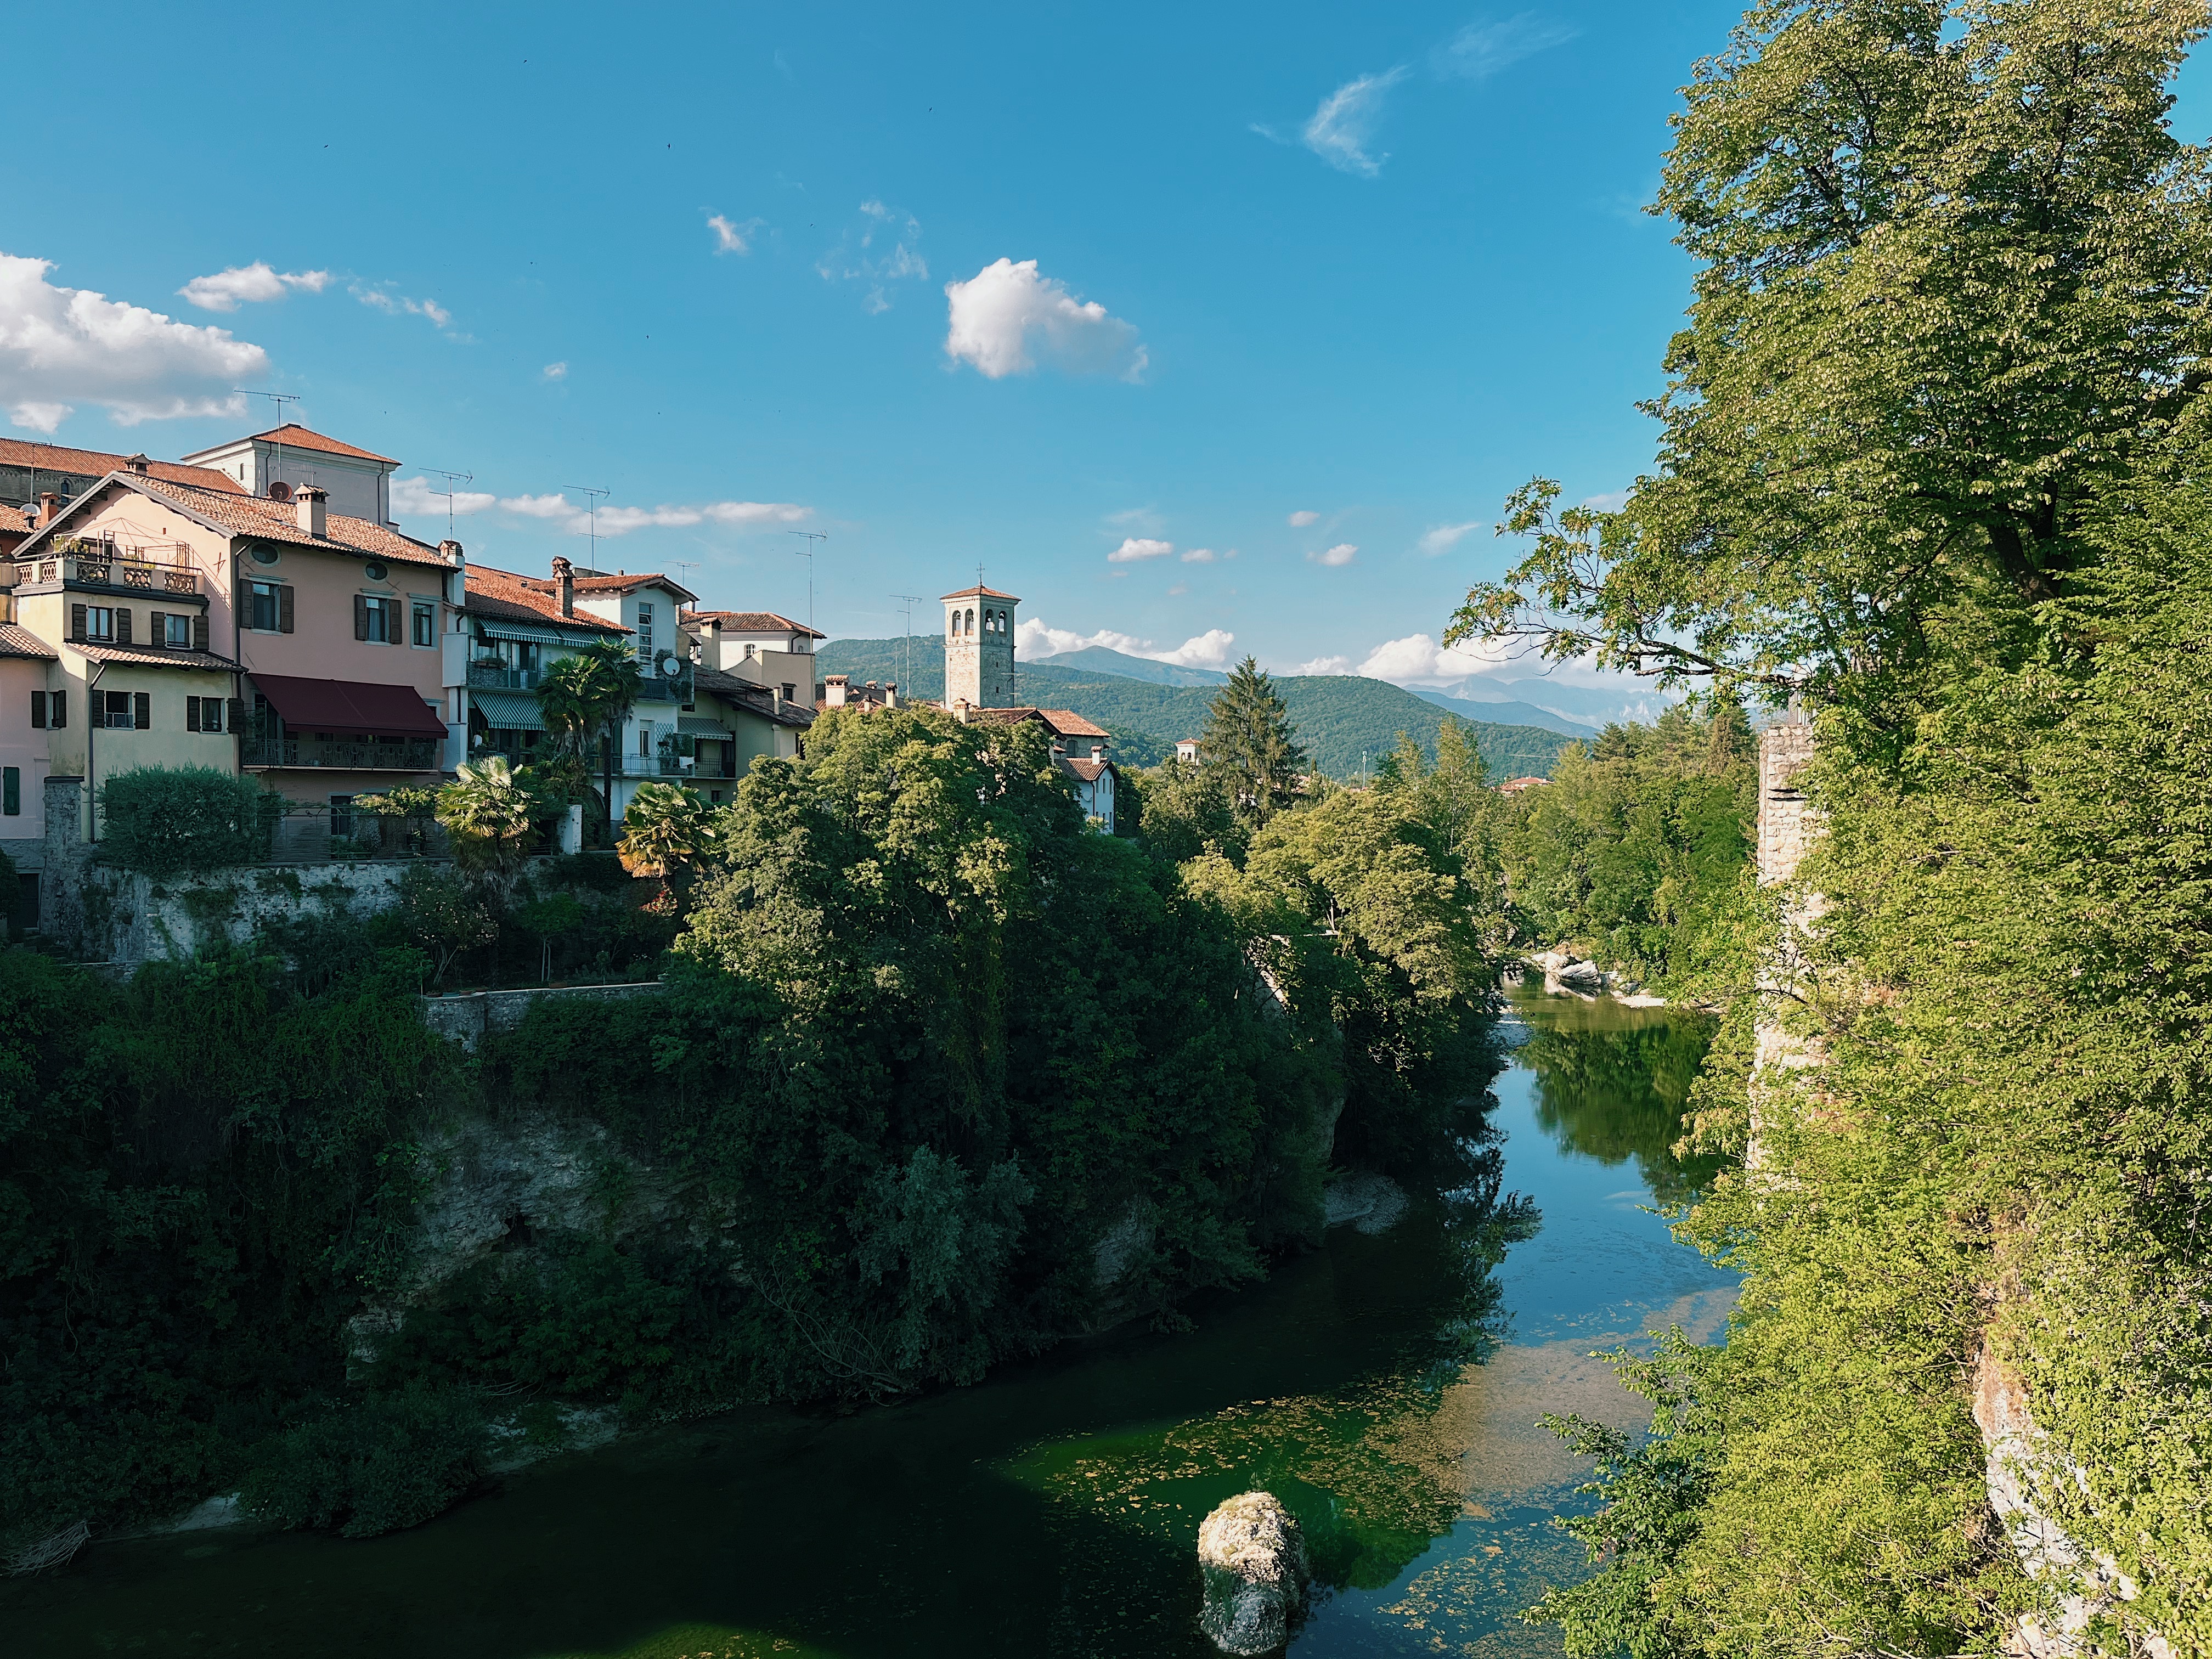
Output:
[678, 716, 732, 736]
[471, 689, 546, 732]
[477, 619, 612, 648]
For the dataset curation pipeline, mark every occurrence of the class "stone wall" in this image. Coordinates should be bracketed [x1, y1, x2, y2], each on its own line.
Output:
[1756, 711, 1818, 885]
[78, 860, 416, 969]
[419, 980, 667, 1052]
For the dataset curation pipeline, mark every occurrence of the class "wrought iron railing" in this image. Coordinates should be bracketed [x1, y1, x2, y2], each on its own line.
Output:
[636, 669, 694, 703]
[467, 661, 543, 690]
[241, 738, 443, 771]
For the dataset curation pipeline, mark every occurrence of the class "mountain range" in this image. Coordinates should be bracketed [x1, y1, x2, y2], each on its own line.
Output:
[814, 639, 1579, 780]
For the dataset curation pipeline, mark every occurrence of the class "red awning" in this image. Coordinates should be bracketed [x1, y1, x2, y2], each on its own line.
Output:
[250, 674, 448, 737]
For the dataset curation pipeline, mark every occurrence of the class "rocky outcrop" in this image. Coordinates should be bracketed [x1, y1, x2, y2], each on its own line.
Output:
[1197, 1491, 1307, 1655]
[1323, 1171, 1407, 1235]
[1520, 947, 1666, 1006]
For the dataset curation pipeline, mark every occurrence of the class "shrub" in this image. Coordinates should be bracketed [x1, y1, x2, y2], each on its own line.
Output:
[96, 766, 276, 877]
[240, 1386, 486, 1537]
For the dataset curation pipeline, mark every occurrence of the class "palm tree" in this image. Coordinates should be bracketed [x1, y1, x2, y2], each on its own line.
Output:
[435, 757, 541, 878]
[616, 780, 715, 881]
[539, 640, 644, 845]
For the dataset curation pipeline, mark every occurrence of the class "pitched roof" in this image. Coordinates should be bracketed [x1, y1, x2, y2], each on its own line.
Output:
[238, 425, 399, 465]
[19, 475, 455, 569]
[941, 584, 1020, 601]
[72, 642, 241, 672]
[1037, 708, 1108, 739]
[464, 566, 632, 634]
[0, 436, 244, 495]
[1060, 757, 1114, 782]
[0, 623, 57, 661]
[565, 572, 699, 603]
[1, 503, 32, 534]
[695, 663, 815, 727]
[683, 608, 823, 639]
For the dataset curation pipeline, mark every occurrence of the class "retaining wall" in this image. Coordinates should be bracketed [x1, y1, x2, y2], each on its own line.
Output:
[419, 980, 667, 1051]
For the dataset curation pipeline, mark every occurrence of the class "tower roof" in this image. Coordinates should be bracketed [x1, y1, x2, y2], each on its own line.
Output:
[941, 584, 1020, 601]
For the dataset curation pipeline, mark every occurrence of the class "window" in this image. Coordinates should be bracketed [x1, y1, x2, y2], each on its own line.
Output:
[356, 594, 399, 643]
[782, 682, 797, 702]
[3, 768, 18, 817]
[163, 613, 193, 648]
[187, 697, 225, 733]
[636, 602, 654, 663]
[412, 601, 436, 647]
[47, 690, 64, 730]
[85, 606, 115, 642]
[639, 725, 652, 756]
[30, 690, 46, 729]
[329, 795, 354, 838]
[246, 579, 286, 632]
[103, 691, 134, 729]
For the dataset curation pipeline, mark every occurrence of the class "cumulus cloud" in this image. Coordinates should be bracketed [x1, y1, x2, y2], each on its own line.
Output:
[490, 491, 810, 537]
[1014, 617, 1235, 669]
[944, 258, 1145, 380]
[708, 213, 763, 255]
[1107, 537, 1174, 563]
[1310, 543, 1358, 567]
[178, 262, 331, 312]
[352, 285, 452, 329]
[1156, 628, 1236, 668]
[1432, 12, 1579, 80]
[0, 253, 267, 431]
[543, 361, 568, 381]
[1419, 520, 1482, 556]
[1303, 67, 1408, 177]
[392, 476, 498, 520]
[1296, 654, 1355, 675]
[1287, 509, 1320, 527]
[1356, 631, 1514, 684]
[1181, 547, 1218, 563]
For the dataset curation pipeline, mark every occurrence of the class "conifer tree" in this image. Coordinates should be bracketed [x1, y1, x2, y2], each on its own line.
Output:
[1200, 657, 1308, 825]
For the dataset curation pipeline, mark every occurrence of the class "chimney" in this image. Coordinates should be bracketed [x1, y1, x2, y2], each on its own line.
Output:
[771, 684, 785, 715]
[824, 674, 849, 708]
[953, 698, 972, 725]
[1092, 743, 1105, 760]
[38, 490, 60, 527]
[884, 682, 898, 709]
[551, 555, 574, 617]
[126, 453, 150, 476]
[295, 484, 328, 537]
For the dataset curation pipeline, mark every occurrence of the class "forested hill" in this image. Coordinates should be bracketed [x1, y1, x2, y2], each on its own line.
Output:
[816, 637, 1572, 779]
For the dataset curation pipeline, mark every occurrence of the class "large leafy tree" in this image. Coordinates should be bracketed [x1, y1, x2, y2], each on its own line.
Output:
[1451, 0, 2212, 699]
[1201, 657, 1308, 825]
[540, 640, 645, 838]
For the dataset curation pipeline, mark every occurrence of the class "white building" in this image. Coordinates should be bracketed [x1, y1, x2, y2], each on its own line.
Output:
[179, 425, 402, 529]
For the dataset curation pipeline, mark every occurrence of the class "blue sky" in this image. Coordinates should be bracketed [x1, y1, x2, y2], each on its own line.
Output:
[8, 2, 2207, 685]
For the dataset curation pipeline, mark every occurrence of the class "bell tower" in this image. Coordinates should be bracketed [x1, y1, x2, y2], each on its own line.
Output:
[943, 585, 1019, 709]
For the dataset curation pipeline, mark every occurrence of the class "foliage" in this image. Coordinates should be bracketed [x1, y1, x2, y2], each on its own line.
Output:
[387, 864, 500, 988]
[543, 640, 645, 836]
[240, 1386, 485, 1538]
[616, 781, 715, 880]
[348, 785, 439, 856]
[94, 766, 276, 877]
[435, 757, 541, 877]
[1200, 656, 1309, 825]
[1124, 758, 1249, 865]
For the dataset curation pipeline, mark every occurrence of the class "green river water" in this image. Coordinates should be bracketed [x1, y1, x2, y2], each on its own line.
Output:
[3, 992, 1734, 1658]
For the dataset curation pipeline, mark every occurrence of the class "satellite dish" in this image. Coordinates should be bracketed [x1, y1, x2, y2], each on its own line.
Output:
[654, 650, 682, 678]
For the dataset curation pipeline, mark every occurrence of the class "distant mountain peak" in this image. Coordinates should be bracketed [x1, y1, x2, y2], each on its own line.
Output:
[1026, 647, 1230, 687]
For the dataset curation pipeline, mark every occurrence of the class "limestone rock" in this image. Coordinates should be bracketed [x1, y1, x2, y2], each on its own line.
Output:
[1323, 1171, 1407, 1235]
[1197, 1491, 1307, 1655]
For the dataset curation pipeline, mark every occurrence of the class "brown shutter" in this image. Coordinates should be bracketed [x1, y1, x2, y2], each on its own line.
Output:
[187, 697, 201, 732]
[236, 579, 251, 625]
[386, 597, 402, 642]
[354, 594, 369, 640]
[49, 690, 65, 729]
[134, 692, 150, 730]
[30, 690, 45, 729]
[70, 603, 86, 642]
[279, 585, 295, 634]
[115, 608, 132, 646]
[149, 611, 166, 648]
[226, 698, 245, 736]
[194, 613, 210, 653]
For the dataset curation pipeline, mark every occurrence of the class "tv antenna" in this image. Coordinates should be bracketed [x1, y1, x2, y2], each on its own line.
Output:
[235, 391, 303, 495]
[668, 558, 701, 598]
[892, 592, 927, 690]
[563, 485, 610, 568]
[422, 468, 474, 538]
[787, 529, 826, 638]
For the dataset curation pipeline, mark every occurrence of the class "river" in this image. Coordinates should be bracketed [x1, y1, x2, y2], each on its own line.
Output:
[3, 992, 1734, 1658]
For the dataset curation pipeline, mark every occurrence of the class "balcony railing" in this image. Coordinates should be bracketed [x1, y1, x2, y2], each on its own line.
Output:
[637, 669, 694, 703]
[242, 738, 443, 772]
[467, 661, 544, 690]
[28, 552, 199, 594]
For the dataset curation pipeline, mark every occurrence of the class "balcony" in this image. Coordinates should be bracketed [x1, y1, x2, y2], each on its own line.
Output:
[637, 669, 694, 703]
[242, 737, 444, 772]
[26, 550, 199, 595]
[618, 755, 693, 778]
[467, 661, 544, 690]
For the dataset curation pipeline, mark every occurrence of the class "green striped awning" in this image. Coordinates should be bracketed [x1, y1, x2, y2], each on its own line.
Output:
[477, 619, 616, 648]
[472, 689, 546, 732]
[678, 716, 733, 736]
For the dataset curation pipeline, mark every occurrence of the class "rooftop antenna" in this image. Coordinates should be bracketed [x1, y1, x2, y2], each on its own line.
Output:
[563, 484, 610, 569]
[787, 529, 826, 639]
[235, 390, 302, 495]
[668, 558, 701, 599]
[892, 592, 926, 691]
[423, 467, 474, 539]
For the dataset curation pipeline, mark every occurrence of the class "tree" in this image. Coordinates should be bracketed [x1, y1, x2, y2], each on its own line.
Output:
[1448, 1, 2212, 700]
[435, 757, 540, 878]
[615, 781, 715, 883]
[540, 640, 644, 841]
[1201, 657, 1308, 826]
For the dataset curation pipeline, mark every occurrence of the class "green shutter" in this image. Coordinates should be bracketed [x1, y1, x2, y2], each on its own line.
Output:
[3, 767, 18, 817]
[133, 692, 149, 730]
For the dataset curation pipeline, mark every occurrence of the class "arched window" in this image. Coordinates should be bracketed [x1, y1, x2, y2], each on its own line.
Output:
[966, 607, 975, 635]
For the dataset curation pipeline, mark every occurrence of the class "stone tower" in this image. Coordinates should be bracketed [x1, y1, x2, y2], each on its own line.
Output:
[943, 584, 1019, 708]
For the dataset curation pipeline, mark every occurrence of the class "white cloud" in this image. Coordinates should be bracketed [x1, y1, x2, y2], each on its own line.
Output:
[1582, 488, 1630, 512]
[1311, 543, 1358, 567]
[500, 492, 578, 521]
[177, 262, 331, 312]
[708, 213, 762, 255]
[1287, 509, 1320, 527]
[819, 201, 926, 309]
[1181, 547, 1217, 563]
[543, 361, 568, 381]
[1419, 520, 1482, 556]
[1014, 617, 1235, 669]
[1107, 537, 1174, 563]
[1302, 67, 1408, 177]
[392, 475, 497, 519]
[1356, 631, 1514, 684]
[352, 285, 452, 329]
[1156, 628, 1236, 668]
[490, 492, 809, 537]
[944, 258, 1144, 380]
[1433, 12, 1579, 80]
[0, 253, 267, 431]
[1296, 654, 1355, 675]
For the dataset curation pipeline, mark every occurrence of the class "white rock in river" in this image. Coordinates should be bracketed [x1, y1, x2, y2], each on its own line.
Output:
[1197, 1491, 1307, 1655]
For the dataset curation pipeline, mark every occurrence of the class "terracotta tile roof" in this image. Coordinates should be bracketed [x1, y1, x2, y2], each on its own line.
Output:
[72, 642, 241, 672]
[1060, 757, 1113, 782]
[235, 425, 398, 465]
[0, 622, 57, 660]
[1038, 708, 1108, 739]
[0, 437, 244, 494]
[562, 572, 699, 603]
[940, 584, 1020, 601]
[1, 503, 32, 533]
[464, 566, 631, 634]
[695, 663, 814, 727]
[683, 608, 823, 639]
[24, 476, 455, 569]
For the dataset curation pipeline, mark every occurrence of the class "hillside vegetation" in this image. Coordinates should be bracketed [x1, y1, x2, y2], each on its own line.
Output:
[816, 637, 1571, 779]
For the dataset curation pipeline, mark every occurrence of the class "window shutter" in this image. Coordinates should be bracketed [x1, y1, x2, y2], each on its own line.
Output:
[50, 690, 65, 729]
[279, 585, 295, 634]
[354, 594, 369, 640]
[149, 611, 166, 648]
[385, 597, 401, 641]
[194, 613, 210, 653]
[134, 692, 150, 730]
[30, 690, 46, 729]
[70, 603, 86, 642]
[117, 608, 133, 646]
[187, 697, 201, 732]
[236, 579, 251, 625]
[3, 767, 16, 817]
[226, 698, 245, 736]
